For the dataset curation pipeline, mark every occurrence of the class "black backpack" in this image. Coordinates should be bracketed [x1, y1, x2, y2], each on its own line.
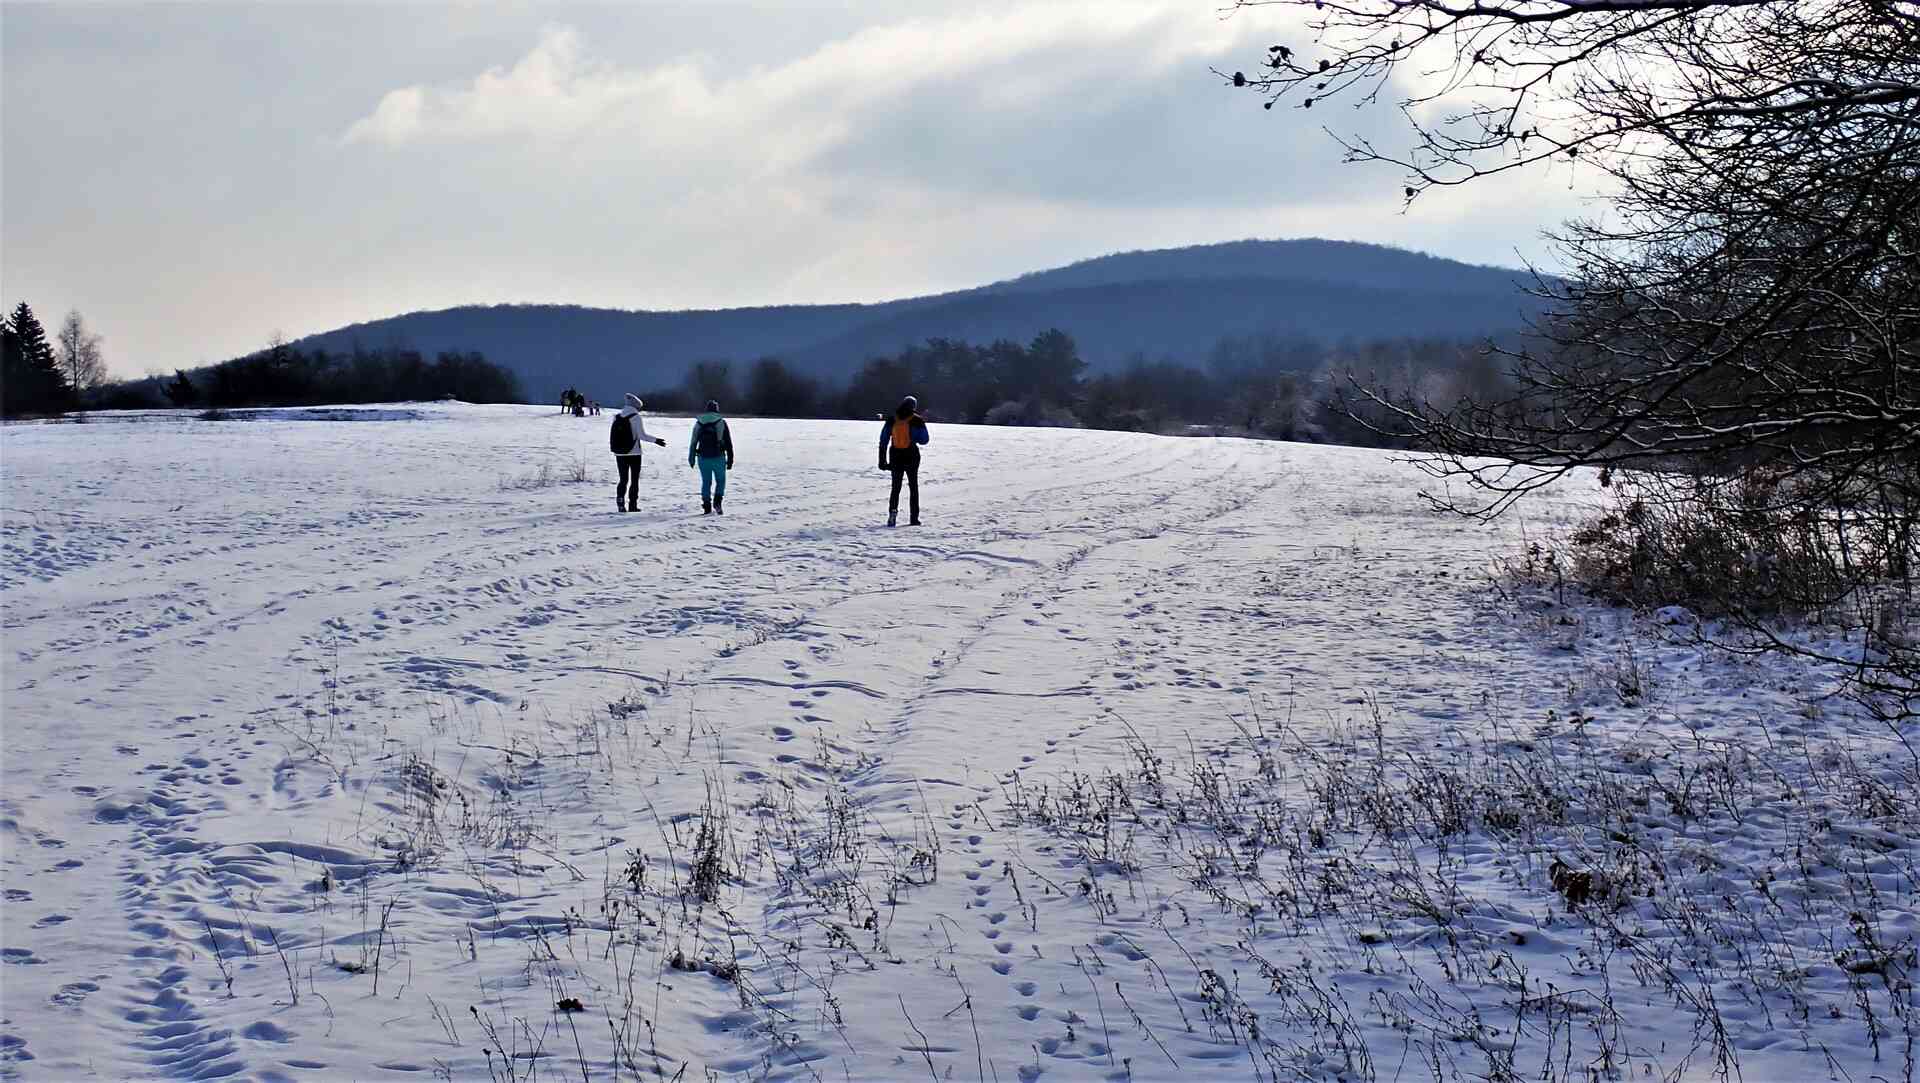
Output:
[609, 413, 635, 454]
[695, 418, 725, 457]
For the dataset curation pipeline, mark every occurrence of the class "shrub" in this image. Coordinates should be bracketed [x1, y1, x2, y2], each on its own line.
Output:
[1556, 470, 1897, 623]
[984, 400, 1082, 428]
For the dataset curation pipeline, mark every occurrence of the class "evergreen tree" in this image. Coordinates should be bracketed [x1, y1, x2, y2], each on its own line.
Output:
[1, 302, 72, 415]
[164, 369, 200, 407]
[744, 357, 820, 417]
[1025, 328, 1086, 405]
[684, 360, 738, 407]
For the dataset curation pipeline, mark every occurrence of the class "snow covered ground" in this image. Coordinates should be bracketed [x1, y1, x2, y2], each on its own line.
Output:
[2, 404, 1913, 1082]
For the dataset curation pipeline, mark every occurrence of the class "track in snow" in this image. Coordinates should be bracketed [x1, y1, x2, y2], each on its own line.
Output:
[10, 405, 1899, 1082]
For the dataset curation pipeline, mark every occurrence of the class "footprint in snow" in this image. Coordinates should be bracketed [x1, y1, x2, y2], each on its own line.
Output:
[0, 1033, 31, 1067]
[50, 980, 98, 1007]
[241, 1021, 295, 1043]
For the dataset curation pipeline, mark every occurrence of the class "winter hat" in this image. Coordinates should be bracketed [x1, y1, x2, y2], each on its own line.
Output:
[899, 395, 918, 414]
[705, 399, 720, 413]
[624, 393, 644, 410]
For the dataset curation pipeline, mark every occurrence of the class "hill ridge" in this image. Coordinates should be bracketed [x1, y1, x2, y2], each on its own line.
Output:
[287, 238, 1542, 397]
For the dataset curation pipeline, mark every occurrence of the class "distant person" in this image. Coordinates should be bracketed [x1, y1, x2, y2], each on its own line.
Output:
[561, 387, 576, 415]
[878, 395, 929, 527]
[688, 400, 735, 515]
[609, 393, 667, 513]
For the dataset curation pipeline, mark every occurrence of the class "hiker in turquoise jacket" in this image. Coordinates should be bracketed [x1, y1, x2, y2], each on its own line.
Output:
[688, 400, 735, 515]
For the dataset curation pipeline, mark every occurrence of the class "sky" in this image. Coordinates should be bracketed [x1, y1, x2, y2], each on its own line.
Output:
[2, 1, 1592, 378]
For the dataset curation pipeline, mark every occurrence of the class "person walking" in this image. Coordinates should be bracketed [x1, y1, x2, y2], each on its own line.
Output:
[610, 393, 667, 512]
[878, 395, 929, 527]
[688, 400, 735, 515]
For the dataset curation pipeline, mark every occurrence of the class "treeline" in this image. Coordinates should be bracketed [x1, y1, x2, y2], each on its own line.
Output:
[5, 300, 526, 415]
[162, 340, 523, 408]
[632, 327, 1510, 447]
[112, 340, 524, 410]
[9, 298, 1505, 447]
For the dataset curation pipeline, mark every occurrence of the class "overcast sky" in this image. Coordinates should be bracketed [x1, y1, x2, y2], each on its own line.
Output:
[3, 1, 1589, 377]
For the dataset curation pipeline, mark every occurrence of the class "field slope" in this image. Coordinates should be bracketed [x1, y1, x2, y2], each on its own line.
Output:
[2, 407, 1912, 1082]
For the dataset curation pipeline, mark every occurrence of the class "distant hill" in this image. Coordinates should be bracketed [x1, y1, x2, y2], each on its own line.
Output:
[289, 239, 1543, 400]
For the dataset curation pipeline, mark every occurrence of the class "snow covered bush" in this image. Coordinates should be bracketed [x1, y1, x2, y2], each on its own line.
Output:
[984, 399, 1082, 428]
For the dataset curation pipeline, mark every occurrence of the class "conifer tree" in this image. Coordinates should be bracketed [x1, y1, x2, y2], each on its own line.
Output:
[1, 302, 73, 415]
[164, 368, 200, 407]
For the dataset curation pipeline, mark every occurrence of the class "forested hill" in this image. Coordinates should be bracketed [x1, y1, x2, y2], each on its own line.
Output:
[289, 239, 1543, 399]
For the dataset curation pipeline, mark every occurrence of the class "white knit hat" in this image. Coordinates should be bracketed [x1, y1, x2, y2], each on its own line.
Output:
[624, 393, 644, 409]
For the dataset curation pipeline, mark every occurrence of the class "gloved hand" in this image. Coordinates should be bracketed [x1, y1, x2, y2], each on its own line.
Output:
[726, 458, 735, 469]
[878, 458, 888, 471]
[687, 459, 696, 469]
[655, 438, 667, 447]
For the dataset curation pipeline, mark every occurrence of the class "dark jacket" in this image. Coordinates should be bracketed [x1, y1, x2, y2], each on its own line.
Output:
[879, 414, 930, 468]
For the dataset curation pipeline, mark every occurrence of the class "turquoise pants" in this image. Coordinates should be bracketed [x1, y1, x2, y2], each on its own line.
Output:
[698, 456, 728, 501]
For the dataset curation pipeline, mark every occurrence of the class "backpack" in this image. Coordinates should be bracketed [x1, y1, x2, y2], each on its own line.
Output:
[695, 418, 725, 457]
[609, 413, 635, 454]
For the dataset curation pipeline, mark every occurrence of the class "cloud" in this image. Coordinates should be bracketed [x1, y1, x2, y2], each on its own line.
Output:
[4, 0, 1581, 375]
[337, 4, 1352, 208]
[341, 26, 660, 147]
[313, 0, 1578, 324]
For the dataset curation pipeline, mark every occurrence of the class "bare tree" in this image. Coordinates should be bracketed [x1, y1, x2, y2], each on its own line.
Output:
[1228, 1, 1920, 711]
[56, 309, 107, 392]
[1229, 1, 1920, 199]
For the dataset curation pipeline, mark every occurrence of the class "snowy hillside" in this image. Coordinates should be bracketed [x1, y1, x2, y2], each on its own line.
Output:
[2, 405, 1913, 1082]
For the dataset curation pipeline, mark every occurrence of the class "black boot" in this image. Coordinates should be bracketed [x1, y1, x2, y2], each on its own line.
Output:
[714, 496, 724, 515]
[702, 497, 711, 515]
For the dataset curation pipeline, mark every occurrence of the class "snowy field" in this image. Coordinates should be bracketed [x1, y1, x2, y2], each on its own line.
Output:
[2, 404, 1914, 1082]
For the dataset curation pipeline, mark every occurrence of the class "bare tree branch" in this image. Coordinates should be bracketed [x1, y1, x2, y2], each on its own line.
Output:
[1227, 0, 1920, 709]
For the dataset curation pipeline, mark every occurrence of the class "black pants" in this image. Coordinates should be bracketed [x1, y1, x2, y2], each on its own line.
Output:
[616, 455, 643, 507]
[888, 448, 920, 520]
